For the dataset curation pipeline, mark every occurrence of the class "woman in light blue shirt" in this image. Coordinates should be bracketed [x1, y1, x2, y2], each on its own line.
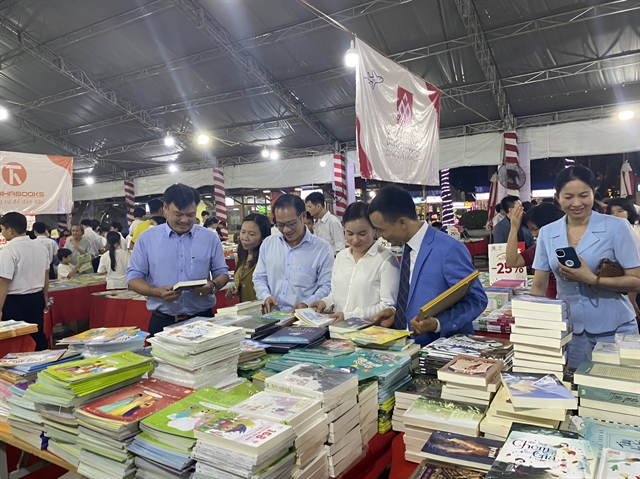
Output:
[532, 166, 640, 367]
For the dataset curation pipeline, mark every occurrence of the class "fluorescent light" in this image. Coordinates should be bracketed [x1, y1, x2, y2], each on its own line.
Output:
[85, 176, 94, 185]
[269, 150, 280, 160]
[319, 160, 327, 167]
[197, 134, 210, 145]
[164, 133, 175, 146]
[0, 108, 8, 120]
[294, 187, 303, 192]
[263, 190, 271, 193]
[619, 110, 635, 121]
[261, 147, 270, 158]
[113, 203, 119, 206]
[345, 39, 358, 68]
[168, 164, 178, 172]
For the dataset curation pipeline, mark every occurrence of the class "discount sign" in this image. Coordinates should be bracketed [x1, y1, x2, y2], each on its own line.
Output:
[489, 243, 527, 285]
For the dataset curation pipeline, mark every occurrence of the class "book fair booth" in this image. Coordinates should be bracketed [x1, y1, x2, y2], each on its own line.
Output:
[0, 1, 639, 479]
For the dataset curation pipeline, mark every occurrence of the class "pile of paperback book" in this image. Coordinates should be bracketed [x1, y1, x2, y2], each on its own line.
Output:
[57, 327, 149, 358]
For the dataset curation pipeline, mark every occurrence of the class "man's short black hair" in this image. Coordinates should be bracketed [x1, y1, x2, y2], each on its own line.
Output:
[151, 216, 167, 225]
[110, 221, 123, 232]
[273, 194, 305, 216]
[163, 184, 200, 210]
[202, 211, 210, 217]
[432, 221, 443, 230]
[80, 219, 92, 227]
[305, 192, 325, 207]
[57, 248, 72, 260]
[133, 206, 146, 218]
[33, 221, 47, 234]
[148, 198, 164, 214]
[368, 186, 418, 223]
[90, 219, 100, 230]
[0, 212, 27, 234]
[500, 195, 520, 213]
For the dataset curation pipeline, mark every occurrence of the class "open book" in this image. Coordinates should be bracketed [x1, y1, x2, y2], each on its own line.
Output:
[173, 279, 208, 291]
[417, 270, 480, 321]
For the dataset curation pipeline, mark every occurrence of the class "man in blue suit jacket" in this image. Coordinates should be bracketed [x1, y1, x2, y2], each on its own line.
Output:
[369, 186, 488, 347]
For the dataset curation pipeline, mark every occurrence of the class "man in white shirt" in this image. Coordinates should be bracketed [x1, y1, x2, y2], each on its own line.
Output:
[80, 219, 104, 254]
[305, 192, 344, 255]
[32, 222, 58, 279]
[109, 221, 129, 250]
[0, 213, 51, 350]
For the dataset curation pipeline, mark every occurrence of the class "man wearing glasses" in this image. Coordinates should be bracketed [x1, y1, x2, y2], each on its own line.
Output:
[253, 194, 334, 313]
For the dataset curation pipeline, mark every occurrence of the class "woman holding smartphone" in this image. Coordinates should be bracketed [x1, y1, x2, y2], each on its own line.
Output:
[531, 166, 640, 367]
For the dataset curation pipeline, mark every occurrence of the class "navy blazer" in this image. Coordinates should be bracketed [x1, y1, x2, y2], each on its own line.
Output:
[401, 226, 488, 346]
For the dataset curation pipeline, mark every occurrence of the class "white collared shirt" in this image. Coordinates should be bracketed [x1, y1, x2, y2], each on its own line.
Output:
[321, 241, 400, 320]
[98, 249, 130, 290]
[83, 227, 104, 254]
[314, 211, 345, 254]
[35, 236, 58, 264]
[0, 236, 50, 294]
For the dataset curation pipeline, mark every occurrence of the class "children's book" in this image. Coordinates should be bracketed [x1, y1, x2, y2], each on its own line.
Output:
[261, 327, 327, 345]
[153, 321, 243, 345]
[58, 327, 138, 344]
[596, 448, 640, 478]
[566, 416, 640, 462]
[294, 308, 334, 328]
[328, 351, 407, 381]
[44, 351, 153, 384]
[0, 350, 66, 368]
[342, 326, 409, 345]
[500, 371, 576, 409]
[77, 253, 93, 274]
[485, 431, 595, 478]
[421, 431, 502, 472]
[230, 391, 321, 427]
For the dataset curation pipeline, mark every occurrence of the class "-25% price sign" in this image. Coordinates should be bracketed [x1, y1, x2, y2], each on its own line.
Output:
[489, 243, 527, 284]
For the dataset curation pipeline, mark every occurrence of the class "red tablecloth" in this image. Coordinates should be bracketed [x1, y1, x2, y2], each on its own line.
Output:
[463, 238, 489, 257]
[473, 331, 510, 340]
[342, 431, 397, 479]
[0, 335, 36, 357]
[389, 433, 419, 479]
[90, 291, 239, 331]
[226, 258, 236, 272]
[48, 284, 107, 327]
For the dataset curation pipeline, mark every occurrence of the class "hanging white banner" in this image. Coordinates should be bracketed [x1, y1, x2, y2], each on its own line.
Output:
[0, 152, 73, 215]
[355, 38, 440, 185]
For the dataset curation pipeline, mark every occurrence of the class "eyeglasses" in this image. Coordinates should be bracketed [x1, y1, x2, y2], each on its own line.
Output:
[276, 214, 303, 231]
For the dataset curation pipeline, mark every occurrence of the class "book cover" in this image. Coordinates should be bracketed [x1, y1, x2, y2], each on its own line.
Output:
[299, 339, 355, 354]
[420, 334, 512, 361]
[574, 362, 640, 394]
[410, 462, 485, 479]
[234, 317, 278, 332]
[501, 372, 576, 408]
[591, 341, 620, 364]
[265, 364, 357, 397]
[328, 351, 406, 381]
[596, 448, 640, 478]
[417, 271, 480, 322]
[262, 327, 327, 345]
[230, 391, 320, 425]
[44, 351, 152, 383]
[294, 308, 334, 327]
[578, 384, 639, 406]
[396, 376, 443, 399]
[329, 317, 373, 331]
[0, 350, 65, 367]
[403, 397, 486, 429]
[567, 416, 640, 461]
[240, 339, 269, 352]
[59, 327, 138, 344]
[141, 387, 249, 438]
[438, 355, 502, 386]
[342, 326, 409, 345]
[485, 431, 595, 479]
[79, 378, 195, 424]
[508, 423, 580, 439]
[511, 295, 569, 312]
[421, 431, 501, 469]
[153, 321, 243, 345]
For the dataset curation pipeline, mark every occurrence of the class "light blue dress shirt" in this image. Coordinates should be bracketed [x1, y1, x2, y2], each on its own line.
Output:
[533, 212, 640, 335]
[253, 229, 334, 312]
[126, 223, 228, 315]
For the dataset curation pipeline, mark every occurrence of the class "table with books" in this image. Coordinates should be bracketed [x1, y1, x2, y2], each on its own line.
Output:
[0, 321, 41, 359]
[47, 276, 107, 329]
[461, 237, 489, 257]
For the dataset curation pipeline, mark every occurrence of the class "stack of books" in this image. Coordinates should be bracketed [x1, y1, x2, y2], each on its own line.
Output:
[420, 430, 503, 472]
[148, 320, 244, 389]
[438, 355, 503, 407]
[239, 339, 267, 364]
[58, 327, 148, 358]
[0, 320, 38, 339]
[0, 376, 11, 426]
[328, 317, 373, 339]
[0, 350, 83, 387]
[473, 303, 514, 334]
[294, 308, 334, 328]
[73, 378, 195, 479]
[7, 379, 46, 449]
[484, 430, 595, 478]
[261, 326, 328, 354]
[481, 371, 577, 440]
[418, 334, 513, 376]
[269, 339, 354, 370]
[342, 326, 410, 350]
[234, 316, 280, 340]
[357, 381, 378, 444]
[616, 333, 640, 364]
[238, 353, 280, 381]
[510, 296, 572, 377]
[401, 397, 487, 463]
[392, 376, 443, 432]
[265, 364, 360, 477]
[130, 387, 251, 477]
[216, 299, 264, 316]
[260, 311, 297, 328]
[191, 410, 296, 479]
[574, 361, 640, 426]
[409, 459, 485, 479]
[229, 391, 325, 471]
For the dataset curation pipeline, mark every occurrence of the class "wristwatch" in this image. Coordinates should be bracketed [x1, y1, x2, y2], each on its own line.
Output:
[210, 282, 218, 295]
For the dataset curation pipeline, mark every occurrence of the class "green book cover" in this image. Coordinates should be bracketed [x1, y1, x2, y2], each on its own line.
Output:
[43, 351, 152, 384]
[403, 397, 486, 429]
[328, 351, 405, 380]
[227, 380, 261, 398]
[578, 384, 640, 406]
[141, 388, 249, 438]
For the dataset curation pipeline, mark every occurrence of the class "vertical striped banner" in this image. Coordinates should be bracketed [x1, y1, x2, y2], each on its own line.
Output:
[504, 131, 519, 196]
[124, 180, 135, 228]
[440, 168, 455, 226]
[332, 154, 347, 218]
[213, 168, 227, 238]
[487, 171, 499, 229]
[57, 214, 69, 232]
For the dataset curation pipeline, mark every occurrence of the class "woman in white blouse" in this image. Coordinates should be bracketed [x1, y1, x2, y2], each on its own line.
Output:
[310, 202, 400, 322]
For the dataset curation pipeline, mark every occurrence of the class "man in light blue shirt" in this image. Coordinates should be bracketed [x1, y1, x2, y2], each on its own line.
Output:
[254, 194, 334, 313]
[127, 183, 229, 336]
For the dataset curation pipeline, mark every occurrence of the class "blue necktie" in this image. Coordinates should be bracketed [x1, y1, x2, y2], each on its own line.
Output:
[394, 243, 412, 330]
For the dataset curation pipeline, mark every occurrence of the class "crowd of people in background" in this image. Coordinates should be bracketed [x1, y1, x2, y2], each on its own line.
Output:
[0, 165, 639, 363]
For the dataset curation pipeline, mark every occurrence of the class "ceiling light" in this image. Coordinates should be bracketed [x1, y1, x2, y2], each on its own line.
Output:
[295, 187, 303, 192]
[197, 134, 210, 145]
[619, 110, 635, 121]
[319, 160, 327, 167]
[261, 147, 270, 158]
[168, 164, 178, 173]
[270, 150, 280, 160]
[204, 195, 211, 198]
[0, 107, 8, 120]
[368, 191, 376, 197]
[113, 203, 119, 207]
[345, 39, 358, 68]
[164, 132, 175, 146]
[263, 190, 271, 193]
[85, 176, 94, 185]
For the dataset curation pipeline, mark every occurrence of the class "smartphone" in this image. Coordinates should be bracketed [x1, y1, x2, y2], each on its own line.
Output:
[555, 247, 581, 269]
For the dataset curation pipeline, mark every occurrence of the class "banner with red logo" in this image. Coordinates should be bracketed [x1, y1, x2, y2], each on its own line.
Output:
[0, 152, 73, 215]
[355, 38, 440, 185]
